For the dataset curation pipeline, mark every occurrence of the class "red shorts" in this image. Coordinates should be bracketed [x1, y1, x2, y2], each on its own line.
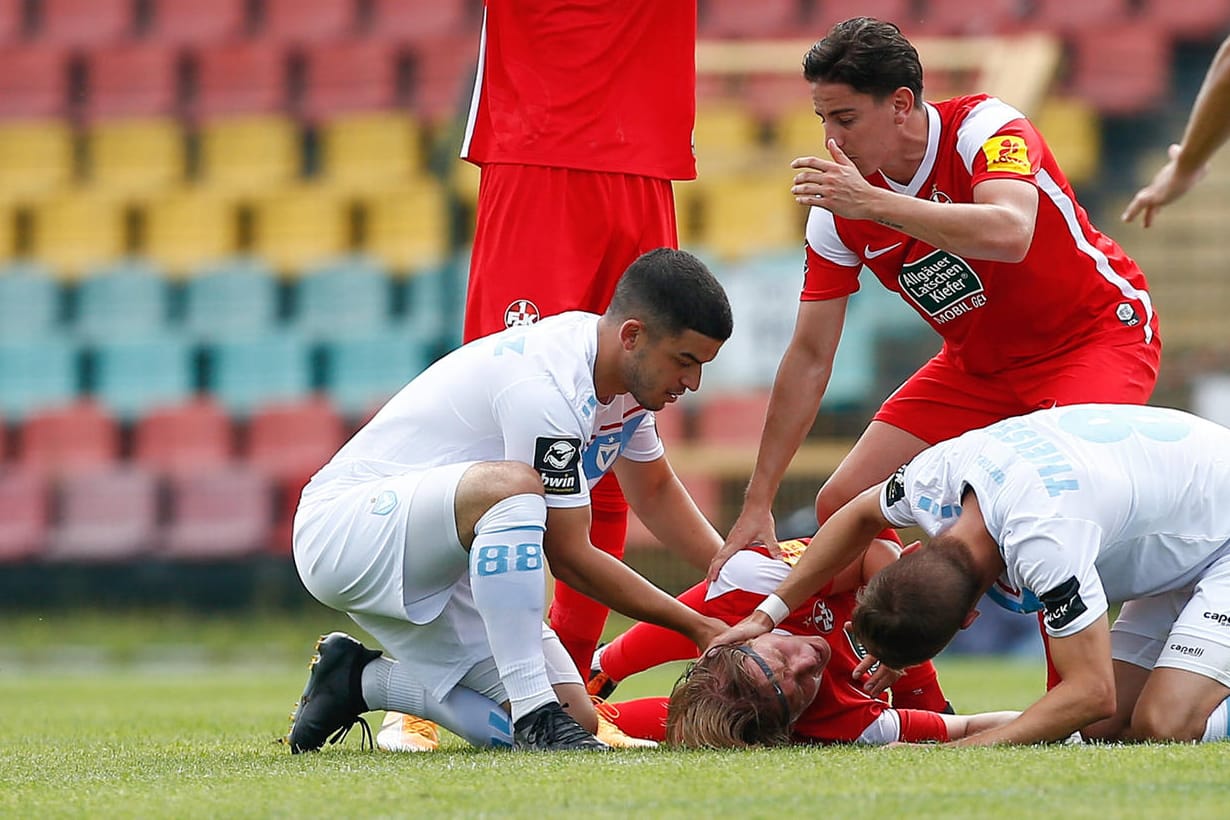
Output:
[463, 163, 679, 342]
[875, 334, 1162, 444]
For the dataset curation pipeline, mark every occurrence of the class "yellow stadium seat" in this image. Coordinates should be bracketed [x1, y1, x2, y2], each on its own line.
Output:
[251, 183, 351, 276]
[320, 112, 423, 193]
[1033, 96, 1101, 188]
[450, 157, 480, 208]
[88, 118, 186, 196]
[772, 105, 831, 165]
[198, 115, 300, 194]
[360, 177, 449, 275]
[0, 121, 75, 202]
[692, 101, 763, 176]
[694, 174, 806, 261]
[30, 191, 128, 280]
[672, 180, 701, 249]
[142, 186, 239, 278]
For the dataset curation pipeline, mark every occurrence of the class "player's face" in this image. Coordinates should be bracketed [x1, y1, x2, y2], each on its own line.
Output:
[810, 81, 902, 177]
[624, 328, 722, 411]
[744, 633, 831, 718]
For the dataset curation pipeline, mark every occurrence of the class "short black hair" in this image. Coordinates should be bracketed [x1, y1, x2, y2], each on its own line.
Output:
[802, 17, 923, 100]
[606, 248, 733, 342]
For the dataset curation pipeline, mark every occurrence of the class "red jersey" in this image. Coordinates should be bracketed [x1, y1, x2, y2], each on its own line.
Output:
[460, 0, 697, 180]
[704, 541, 947, 744]
[802, 94, 1156, 376]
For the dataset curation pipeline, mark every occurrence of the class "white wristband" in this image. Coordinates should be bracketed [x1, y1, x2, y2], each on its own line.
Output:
[754, 594, 790, 627]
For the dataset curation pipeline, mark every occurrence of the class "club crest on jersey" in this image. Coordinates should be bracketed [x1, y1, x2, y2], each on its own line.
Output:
[929, 184, 952, 204]
[594, 441, 620, 474]
[982, 135, 1031, 175]
[811, 599, 835, 634]
[504, 299, 541, 328]
[1115, 302, 1140, 327]
[370, 490, 398, 515]
[534, 436, 582, 495]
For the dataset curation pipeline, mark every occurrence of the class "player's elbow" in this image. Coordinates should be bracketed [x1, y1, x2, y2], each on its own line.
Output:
[1076, 679, 1117, 727]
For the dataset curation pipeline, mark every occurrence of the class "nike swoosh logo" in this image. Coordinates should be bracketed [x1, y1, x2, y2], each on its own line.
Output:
[864, 242, 902, 259]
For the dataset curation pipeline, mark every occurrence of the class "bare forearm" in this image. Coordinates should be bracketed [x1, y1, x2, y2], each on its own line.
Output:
[1177, 38, 1230, 173]
[635, 479, 722, 571]
[866, 188, 1032, 262]
[948, 684, 1110, 746]
[744, 348, 831, 508]
[775, 492, 887, 609]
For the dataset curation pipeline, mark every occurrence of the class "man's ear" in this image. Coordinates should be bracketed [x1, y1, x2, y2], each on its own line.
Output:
[901, 540, 923, 557]
[619, 318, 644, 351]
[959, 609, 981, 630]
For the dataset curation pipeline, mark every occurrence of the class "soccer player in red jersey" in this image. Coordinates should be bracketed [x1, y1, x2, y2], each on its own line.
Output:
[708, 18, 1162, 690]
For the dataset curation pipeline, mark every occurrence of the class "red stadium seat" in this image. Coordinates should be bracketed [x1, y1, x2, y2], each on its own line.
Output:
[410, 36, 480, 124]
[0, 44, 70, 120]
[17, 401, 121, 478]
[807, 0, 916, 32]
[38, 0, 134, 47]
[1030, 0, 1134, 33]
[1067, 24, 1170, 116]
[147, 0, 248, 47]
[912, 0, 1025, 35]
[46, 466, 159, 562]
[244, 397, 344, 483]
[695, 392, 771, 446]
[190, 40, 289, 119]
[1138, 0, 1230, 40]
[0, 469, 50, 562]
[162, 465, 273, 559]
[365, 0, 475, 44]
[261, 0, 358, 45]
[299, 39, 399, 120]
[0, 0, 24, 43]
[133, 398, 235, 478]
[83, 42, 180, 121]
[700, 0, 802, 38]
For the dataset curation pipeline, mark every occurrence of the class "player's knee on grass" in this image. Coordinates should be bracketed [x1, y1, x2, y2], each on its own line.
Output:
[1130, 697, 1211, 742]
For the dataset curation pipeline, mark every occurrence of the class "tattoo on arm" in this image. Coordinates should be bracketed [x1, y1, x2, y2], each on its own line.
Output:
[875, 218, 904, 229]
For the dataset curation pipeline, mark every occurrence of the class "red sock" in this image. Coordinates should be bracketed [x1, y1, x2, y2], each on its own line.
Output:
[605, 697, 670, 742]
[875, 527, 904, 547]
[599, 581, 708, 681]
[549, 473, 628, 677]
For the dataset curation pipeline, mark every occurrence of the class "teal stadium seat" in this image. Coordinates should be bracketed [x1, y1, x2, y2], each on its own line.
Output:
[205, 331, 312, 417]
[292, 255, 394, 342]
[0, 262, 61, 342]
[0, 337, 79, 421]
[403, 256, 466, 356]
[73, 259, 169, 342]
[321, 329, 432, 419]
[91, 333, 195, 422]
[182, 257, 280, 342]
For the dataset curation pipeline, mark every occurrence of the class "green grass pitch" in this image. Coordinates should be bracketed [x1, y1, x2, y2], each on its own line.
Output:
[3, 610, 1230, 818]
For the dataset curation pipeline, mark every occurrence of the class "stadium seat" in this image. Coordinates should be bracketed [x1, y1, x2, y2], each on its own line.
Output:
[402, 256, 464, 351]
[181, 256, 279, 341]
[0, 121, 75, 200]
[699, 0, 802, 38]
[320, 329, 432, 418]
[1138, 0, 1230, 40]
[365, 0, 474, 44]
[0, 468, 50, 563]
[190, 41, 289, 120]
[17, 400, 120, 476]
[0, 337, 79, 421]
[0, 261, 61, 342]
[72, 259, 169, 342]
[205, 331, 313, 417]
[1033, 96, 1100, 188]
[692, 102, 764, 176]
[87, 118, 186, 196]
[408, 36, 480, 124]
[694, 391, 771, 446]
[147, 0, 248, 47]
[360, 178, 450, 274]
[740, 73, 810, 123]
[299, 39, 399, 120]
[772, 104, 829, 163]
[807, 0, 915, 31]
[1031, 0, 1133, 32]
[141, 186, 240, 277]
[694, 175, 808, 260]
[29, 192, 128, 281]
[161, 465, 273, 560]
[82, 42, 179, 121]
[1067, 24, 1170, 116]
[319, 112, 423, 193]
[251, 183, 351, 276]
[912, 0, 1024, 35]
[90, 333, 195, 422]
[244, 397, 344, 483]
[0, 44, 70, 119]
[197, 115, 301, 194]
[261, 0, 358, 44]
[46, 466, 159, 562]
[37, 0, 134, 47]
[133, 397, 234, 478]
[0, 0, 23, 43]
[292, 255, 393, 341]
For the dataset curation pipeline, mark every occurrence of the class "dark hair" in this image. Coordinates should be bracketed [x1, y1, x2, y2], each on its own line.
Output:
[802, 17, 923, 100]
[606, 248, 733, 342]
[851, 534, 981, 669]
[665, 644, 794, 748]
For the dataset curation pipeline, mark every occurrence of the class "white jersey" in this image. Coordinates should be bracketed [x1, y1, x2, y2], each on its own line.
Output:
[303, 312, 664, 504]
[880, 404, 1230, 638]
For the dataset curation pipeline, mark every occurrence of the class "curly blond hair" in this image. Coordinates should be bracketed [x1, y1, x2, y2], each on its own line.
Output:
[664, 645, 794, 748]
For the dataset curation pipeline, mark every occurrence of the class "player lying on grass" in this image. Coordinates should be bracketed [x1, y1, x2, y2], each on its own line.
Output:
[585, 538, 1019, 746]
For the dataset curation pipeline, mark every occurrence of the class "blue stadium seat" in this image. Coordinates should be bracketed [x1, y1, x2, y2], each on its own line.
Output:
[90, 333, 196, 422]
[73, 259, 169, 342]
[205, 330, 312, 417]
[182, 257, 280, 342]
[403, 256, 465, 356]
[0, 337, 79, 421]
[321, 329, 432, 418]
[0, 261, 62, 342]
[292, 255, 394, 342]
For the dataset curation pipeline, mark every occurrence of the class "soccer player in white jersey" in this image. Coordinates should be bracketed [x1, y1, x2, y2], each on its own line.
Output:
[285, 248, 733, 752]
[713, 403, 1230, 746]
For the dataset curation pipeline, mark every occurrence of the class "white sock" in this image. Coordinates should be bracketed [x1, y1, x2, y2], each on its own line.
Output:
[1201, 696, 1230, 742]
[468, 493, 555, 723]
[361, 657, 514, 747]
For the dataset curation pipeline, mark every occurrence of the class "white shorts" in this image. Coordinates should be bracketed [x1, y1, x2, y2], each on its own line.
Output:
[1110, 554, 1230, 688]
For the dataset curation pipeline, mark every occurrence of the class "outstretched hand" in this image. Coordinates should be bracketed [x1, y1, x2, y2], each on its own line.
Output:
[851, 640, 904, 697]
[1122, 144, 1207, 228]
[705, 613, 774, 652]
[706, 510, 779, 583]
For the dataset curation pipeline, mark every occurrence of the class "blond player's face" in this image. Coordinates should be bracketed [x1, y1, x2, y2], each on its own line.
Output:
[625, 328, 721, 411]
[745, 633, 831, 718]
